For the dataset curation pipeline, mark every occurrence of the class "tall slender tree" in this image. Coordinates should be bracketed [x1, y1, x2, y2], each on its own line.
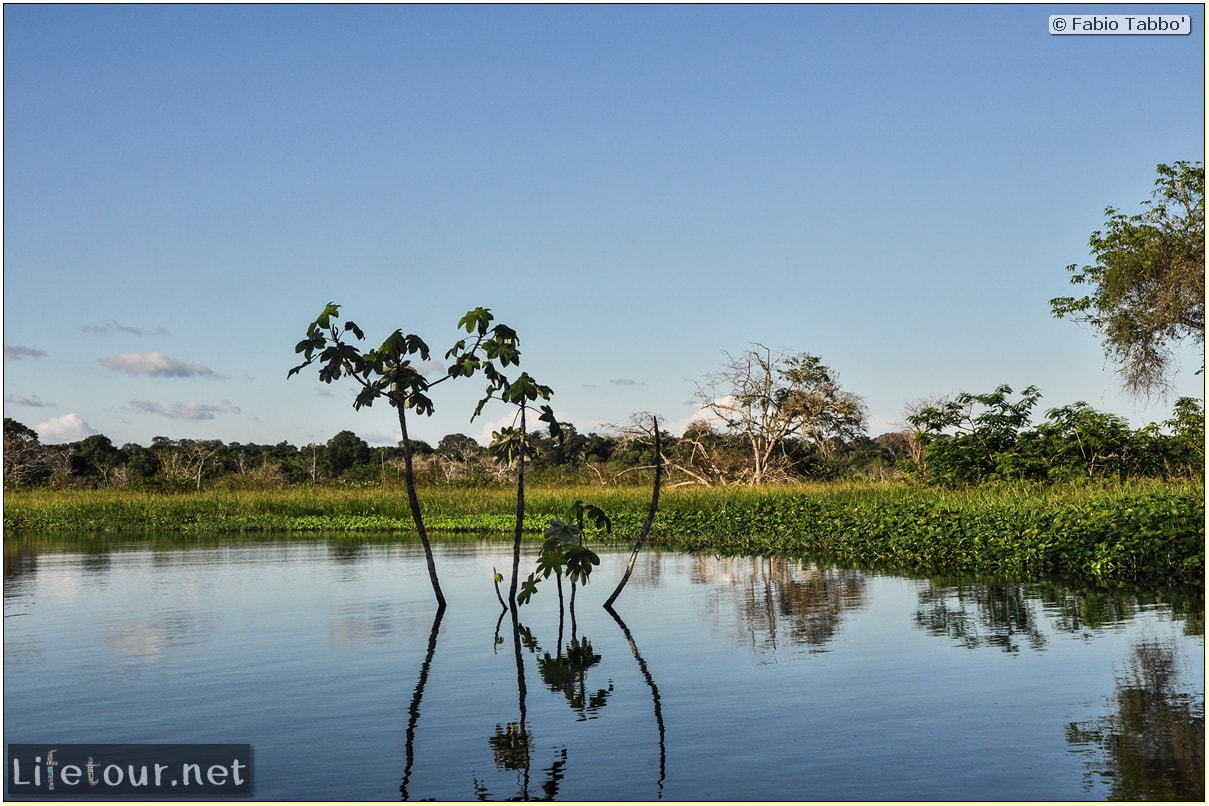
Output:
[290, 303, 524, 610]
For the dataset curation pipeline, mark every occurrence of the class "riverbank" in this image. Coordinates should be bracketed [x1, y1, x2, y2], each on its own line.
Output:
[4, 479, 1203, 583]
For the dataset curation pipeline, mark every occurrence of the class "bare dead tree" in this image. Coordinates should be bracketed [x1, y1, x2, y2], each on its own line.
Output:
[693, 345, 866, 484]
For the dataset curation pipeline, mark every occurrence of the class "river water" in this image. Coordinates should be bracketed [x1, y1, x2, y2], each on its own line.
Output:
[4, 536, 1203, 800]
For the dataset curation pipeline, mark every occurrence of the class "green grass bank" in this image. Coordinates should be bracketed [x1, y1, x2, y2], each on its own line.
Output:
[4, 479, 1203, 584]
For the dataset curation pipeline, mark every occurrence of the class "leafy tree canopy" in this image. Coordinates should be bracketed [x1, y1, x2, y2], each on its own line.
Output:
[1051, 161, 1205, 398]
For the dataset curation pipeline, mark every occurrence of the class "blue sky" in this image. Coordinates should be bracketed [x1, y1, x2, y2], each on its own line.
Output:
[4, 4, 1205, 449]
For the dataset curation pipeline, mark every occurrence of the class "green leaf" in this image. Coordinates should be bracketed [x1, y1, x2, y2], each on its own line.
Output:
[539, 405, 561, 440]
[535, 547, 566, 579]
[379, 329, 407, 356]
[315, 302, 341, 330]
[403, 334, 427, 359]
[543, 517, 580, 545]
[458, 307, 493, 336]
[517, 574, 541, 606]
[582, 503, 611, 534]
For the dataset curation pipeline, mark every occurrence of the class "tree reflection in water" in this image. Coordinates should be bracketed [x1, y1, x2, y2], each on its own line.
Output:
[1040, 582, 1206, 637]
[913, 581, 1048, 652]
[606, 605, 666, 799]
[695, 556, 866, 654]
[911, 580, 1204, 800]
[399, 607, 443, 801]
[537, 636, 612, 721]
[399, 596, 667, 801]
[473, 610, 563, 801]
[1066, 638, 1204, 801]
[913, 579, 1204, 654]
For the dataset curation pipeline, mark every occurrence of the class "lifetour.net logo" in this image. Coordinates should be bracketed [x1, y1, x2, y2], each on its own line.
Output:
[7, 744, 252, 797]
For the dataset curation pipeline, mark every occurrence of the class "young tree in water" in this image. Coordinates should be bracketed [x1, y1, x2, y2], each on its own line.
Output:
[604, 415, 661, 610]
[1051, 161, 1205, 398]
[289, 303, 523, 610]
[476, 369, 557, 611]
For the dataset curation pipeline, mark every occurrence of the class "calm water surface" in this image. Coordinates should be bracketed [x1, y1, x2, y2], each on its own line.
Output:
[4, 537, 1203, 801]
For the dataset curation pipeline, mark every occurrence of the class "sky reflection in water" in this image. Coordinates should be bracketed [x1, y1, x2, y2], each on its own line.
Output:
[3, 537, 1203, 801]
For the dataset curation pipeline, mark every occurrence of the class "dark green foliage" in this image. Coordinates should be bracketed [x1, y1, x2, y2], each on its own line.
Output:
[121, 443, 162, 484]
[517, 501, 608, 606]
[1051, 161, 1205, 397]
[9, 481, 1199, 585]
[437, 433, 481, 462]
[71, 434, 124, 485]
[1034, 403, 1133, 480]
[324, 430, 371, 477]
[908, 384, 1042, 485]
[909, 387, 1203, 486]
[660, 487, 1203, 585]
[6, 382, 1198, 491]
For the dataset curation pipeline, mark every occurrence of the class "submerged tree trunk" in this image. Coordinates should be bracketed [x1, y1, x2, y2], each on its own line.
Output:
[508, 406, 527, 611]
[604, 417, 662, 610]
[397, 404, 446, 611]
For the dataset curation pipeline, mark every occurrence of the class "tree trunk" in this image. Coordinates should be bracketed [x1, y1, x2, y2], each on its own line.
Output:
[508, 405, 527, 611]
[604, 417, 662, 610]
[397, 404, 446, 610]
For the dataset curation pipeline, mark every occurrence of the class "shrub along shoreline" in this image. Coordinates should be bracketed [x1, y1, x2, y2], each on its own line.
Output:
[4, 480, 1203, 584]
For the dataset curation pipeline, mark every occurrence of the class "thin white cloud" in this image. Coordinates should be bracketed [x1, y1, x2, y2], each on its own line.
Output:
[4, 394, 54, 407]
[363, 430, 402, 447]
[666, 397, 733, 437]
[100, 351, 215, 378]
[470, 404, 579, 445]
[609, 378, 638, 386]
[80, 319, 169, 337]
[129, 399, 241, 421]
[418, 358, 447, 377]
[474, 409, 524, 445]
[35, 413, 97, 443]
[5, 345, 46, 360]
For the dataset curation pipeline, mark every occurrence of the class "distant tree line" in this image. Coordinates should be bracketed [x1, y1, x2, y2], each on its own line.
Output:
[4, 391, 1201, 492]
[905, 387, 1203, 487]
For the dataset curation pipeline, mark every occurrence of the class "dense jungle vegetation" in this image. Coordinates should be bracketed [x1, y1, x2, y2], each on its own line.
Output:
[4, 384, 1204, 493]
[2, 391, 1203, 492]
[5, 391, 1203, 585]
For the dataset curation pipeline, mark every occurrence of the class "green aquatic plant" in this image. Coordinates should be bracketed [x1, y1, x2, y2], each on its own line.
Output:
[5, 480, 1201, 584]
[517, 500, 608, 608]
